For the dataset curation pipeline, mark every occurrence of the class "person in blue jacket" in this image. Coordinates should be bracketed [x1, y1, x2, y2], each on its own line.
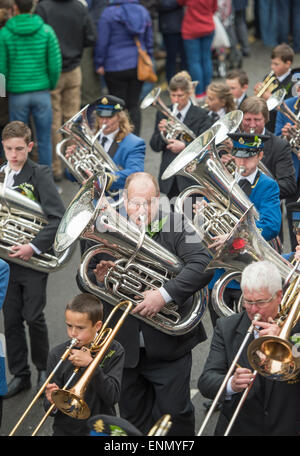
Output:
[94, 0, 153, 135]
[207, 133, 282, 327]
[0, 259, 10, 427]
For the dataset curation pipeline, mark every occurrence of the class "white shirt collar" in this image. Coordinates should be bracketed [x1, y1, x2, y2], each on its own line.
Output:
[99, 128, 119, 151]
[277, 68, 291, 83]
[236, 167, 258, 185]
[174, 100, 191, 121]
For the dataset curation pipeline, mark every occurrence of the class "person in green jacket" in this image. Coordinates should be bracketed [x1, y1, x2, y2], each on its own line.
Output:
[0, 0, 62, 167]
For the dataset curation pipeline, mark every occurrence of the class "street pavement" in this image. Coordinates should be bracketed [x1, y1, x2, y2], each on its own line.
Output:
[1, 38, 300, 438]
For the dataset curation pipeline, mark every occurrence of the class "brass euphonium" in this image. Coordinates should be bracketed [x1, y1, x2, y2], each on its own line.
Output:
[0, 170, 74, 273]
[247, 267, 300, 381]
[56, 103, 123, 206]
[140, 87, 196, 143]
[54, 172, 207, 335]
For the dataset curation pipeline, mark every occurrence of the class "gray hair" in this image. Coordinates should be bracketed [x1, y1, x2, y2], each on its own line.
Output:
[240, 261, 282, 295]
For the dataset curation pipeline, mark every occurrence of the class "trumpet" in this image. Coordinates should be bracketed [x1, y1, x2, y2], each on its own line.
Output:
[256, 71, 279, 97]
[147, 414, 172, 436]
[197, 313, 262, 436]
[140, 87, 196, 143]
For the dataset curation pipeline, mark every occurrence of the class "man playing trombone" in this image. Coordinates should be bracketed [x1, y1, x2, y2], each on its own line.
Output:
[198, 260, 300, 436]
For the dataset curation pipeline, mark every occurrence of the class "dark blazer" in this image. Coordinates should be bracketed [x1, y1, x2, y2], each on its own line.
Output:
[150, 103, 213, 195]
[198, 311, 300, 436]
[10, 159, 65, 252]
[266, 71, 294, 133]
[262, 129, 297, 199]
[78, 211, 213, 368]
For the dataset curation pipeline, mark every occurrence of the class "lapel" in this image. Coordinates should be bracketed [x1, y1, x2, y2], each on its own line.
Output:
[7, 160, 34, 188]
[108, 140, 119, 159]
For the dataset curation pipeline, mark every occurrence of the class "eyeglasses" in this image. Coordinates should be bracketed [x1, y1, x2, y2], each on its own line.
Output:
[242, 293, 276, 308]
[127, 198, 158, 210]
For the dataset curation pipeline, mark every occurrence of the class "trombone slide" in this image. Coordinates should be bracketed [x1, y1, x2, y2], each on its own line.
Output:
[9, 338, 78, 436]
[197, 314, 261, 436]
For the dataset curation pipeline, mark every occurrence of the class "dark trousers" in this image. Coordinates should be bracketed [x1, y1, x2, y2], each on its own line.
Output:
[104, 68, 143, 135]
[162, 33, 187, 83]
[3, 264, 49, 378]
[119, 349, 195, 435]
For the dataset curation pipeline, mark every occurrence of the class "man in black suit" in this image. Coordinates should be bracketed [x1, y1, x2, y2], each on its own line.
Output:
[85, 171, 213, 435]
[198, 260, 300, 436]
[239, 96, 296, 201]
[1, 121, 66, 398]
[150, 72, 213, 204]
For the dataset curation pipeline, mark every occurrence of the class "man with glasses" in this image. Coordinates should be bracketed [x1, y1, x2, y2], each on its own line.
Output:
[198, 260, 300, 436]
[79, 171, 213, 435]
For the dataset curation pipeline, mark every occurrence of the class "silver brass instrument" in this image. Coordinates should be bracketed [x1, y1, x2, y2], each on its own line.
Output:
[275, 98, 300, 154]
[140, 87, 196, 143]
[247, 265, 300, 381]
[256, 70, 279, 97]
[54, 172, 207, 335]
[56, 103, 123, 206]
[208, 208, 296, 317]
[0, 174, 74, 273]
[197, 313, 262, 436]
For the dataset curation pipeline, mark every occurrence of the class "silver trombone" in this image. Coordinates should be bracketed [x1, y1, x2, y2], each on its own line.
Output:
[197, 314, 261, 436]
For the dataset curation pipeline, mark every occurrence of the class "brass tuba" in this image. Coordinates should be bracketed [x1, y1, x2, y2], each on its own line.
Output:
[140, 87, 196, 143]
[54, 172, 207, 335]
[0, 176, 74, 273]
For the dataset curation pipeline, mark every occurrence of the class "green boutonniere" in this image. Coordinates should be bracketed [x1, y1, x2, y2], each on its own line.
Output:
[244, 135, 262, 148]
[18, 183, 36, 201]
[146, 215, 168, 238]
[99, 349, 116, 367]
[290, 334, 300, 346]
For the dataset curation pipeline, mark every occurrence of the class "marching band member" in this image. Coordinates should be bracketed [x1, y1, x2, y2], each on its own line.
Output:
[205, 81, 236, 122]
[254, 43, 295, 132]
[237, 96, 296, 201]
[225, 69, 249, 108]
[198, 260, 300, 436]
[66, 95, 146, 196]
[150, 72, 212, 203]
[79, 172, 213, 435]
[274, 84, 300, 250]
[44, 293, 125, 436]
[1, 121, 65, 399]
[206, 133, 282, 328]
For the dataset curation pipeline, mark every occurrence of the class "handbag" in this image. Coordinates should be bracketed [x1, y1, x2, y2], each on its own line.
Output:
[134, 37, 158, 84]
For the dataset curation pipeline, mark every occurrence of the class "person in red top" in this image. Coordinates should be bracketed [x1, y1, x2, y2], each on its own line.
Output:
[177, 0, 217, 99]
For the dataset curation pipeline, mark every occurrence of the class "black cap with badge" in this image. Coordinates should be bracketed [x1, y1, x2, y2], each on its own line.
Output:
[90, 95, 126, 118]
[228, 133, 270, 158]
[87, 414, 143, 436]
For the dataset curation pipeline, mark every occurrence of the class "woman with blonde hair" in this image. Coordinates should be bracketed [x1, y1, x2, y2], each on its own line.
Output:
[206, 81, 236, 121]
